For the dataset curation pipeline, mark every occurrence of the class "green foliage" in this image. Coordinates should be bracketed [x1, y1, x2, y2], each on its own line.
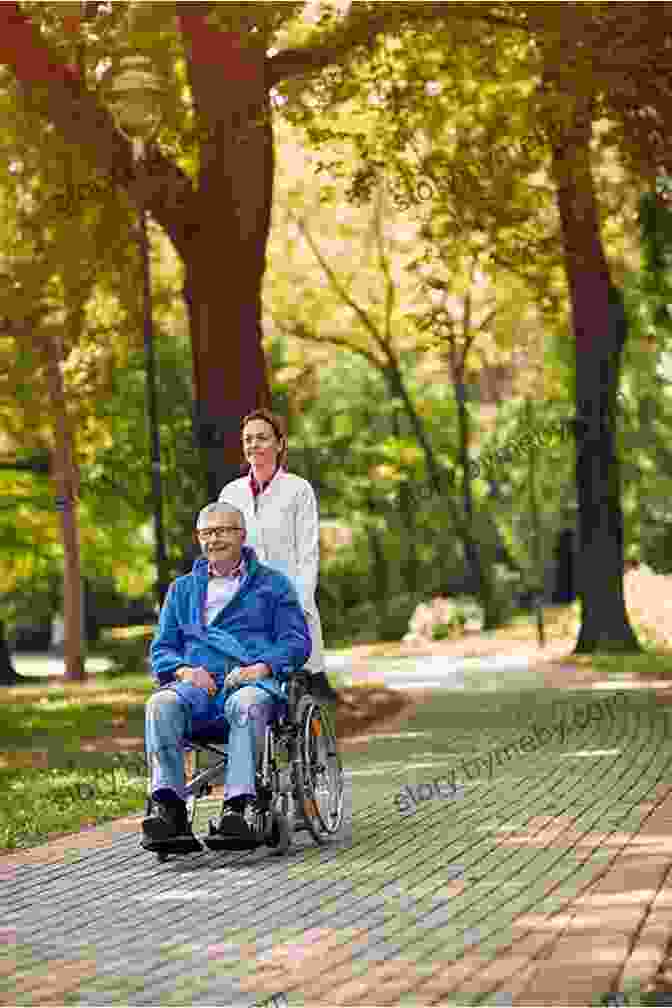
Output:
[637, 190, 672, 338]
[2, 0, 669, 652]
[325, 593, 425, 647]
[86, 329, 205, 581]
[616, 195, 672, 576]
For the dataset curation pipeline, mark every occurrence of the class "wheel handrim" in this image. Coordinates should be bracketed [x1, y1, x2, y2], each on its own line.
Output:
[301, 704, 344, 834]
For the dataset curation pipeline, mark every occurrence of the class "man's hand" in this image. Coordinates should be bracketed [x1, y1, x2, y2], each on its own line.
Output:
[223, 667, 243, 690]
[241, 662, 271, 681]
[224, 663, 271, 689]
[176, 665, 217, 696]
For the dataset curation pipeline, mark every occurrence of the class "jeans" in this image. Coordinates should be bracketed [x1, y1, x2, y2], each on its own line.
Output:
[144, 683, 277, 804]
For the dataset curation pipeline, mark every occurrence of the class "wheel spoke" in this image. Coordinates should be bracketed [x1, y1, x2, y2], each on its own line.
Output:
[296, 702, 344, 839]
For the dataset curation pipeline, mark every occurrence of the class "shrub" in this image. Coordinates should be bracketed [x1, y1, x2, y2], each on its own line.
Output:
[333, 594, 425, 645]
[378, 593, 426, 641]
[96, 626, 154, 679]
[432, 623, 456, 641]
[488, 564, 523, 627]
[404, 595, 484, 645]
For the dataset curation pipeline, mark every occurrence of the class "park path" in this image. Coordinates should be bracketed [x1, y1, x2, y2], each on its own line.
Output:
[3, 659, 672, 1006]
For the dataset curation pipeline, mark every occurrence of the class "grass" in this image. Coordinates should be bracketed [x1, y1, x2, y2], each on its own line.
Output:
[0, 673, 152, 852]
[592, 978, 664, 1005]
[584, 649, 672, 679]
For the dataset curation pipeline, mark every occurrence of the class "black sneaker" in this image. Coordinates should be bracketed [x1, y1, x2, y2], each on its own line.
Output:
[141, 794, 203, 854]
[204, 795, 258, 851]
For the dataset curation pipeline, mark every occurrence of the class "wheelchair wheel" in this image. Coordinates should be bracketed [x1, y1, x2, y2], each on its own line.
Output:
[266, 810, 291, 855]
[294, 697, 344, 844]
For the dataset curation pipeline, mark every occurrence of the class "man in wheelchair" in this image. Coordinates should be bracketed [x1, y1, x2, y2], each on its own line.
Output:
[141, 501, 312, 855]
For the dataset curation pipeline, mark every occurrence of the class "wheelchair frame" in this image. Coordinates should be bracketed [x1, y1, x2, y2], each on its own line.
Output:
[145, 670, 344, 862]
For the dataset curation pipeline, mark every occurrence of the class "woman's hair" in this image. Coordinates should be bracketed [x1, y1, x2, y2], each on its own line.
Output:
[241, 408, 288, 467]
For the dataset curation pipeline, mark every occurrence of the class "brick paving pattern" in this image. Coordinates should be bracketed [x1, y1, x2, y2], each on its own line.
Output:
[2, 687, 671, 1005]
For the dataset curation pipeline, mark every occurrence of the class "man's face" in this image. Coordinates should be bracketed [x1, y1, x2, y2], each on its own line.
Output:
[196, 508, 245, 569]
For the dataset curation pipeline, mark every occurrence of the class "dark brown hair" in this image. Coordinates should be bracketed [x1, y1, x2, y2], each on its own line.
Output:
[241, 408, 288, 467]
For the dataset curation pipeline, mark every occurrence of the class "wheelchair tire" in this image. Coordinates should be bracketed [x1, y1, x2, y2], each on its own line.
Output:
[294, 696, 344, 844]
[267, 810, 291, 855]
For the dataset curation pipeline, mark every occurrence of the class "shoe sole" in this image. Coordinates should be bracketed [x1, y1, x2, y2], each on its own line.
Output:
[140, 834, 203, 854]
[203, 833, 258, 851]
[142, 818, 191, 843]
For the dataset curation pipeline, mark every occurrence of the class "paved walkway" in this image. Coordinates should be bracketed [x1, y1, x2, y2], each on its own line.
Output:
[3, 674, 672, 1005]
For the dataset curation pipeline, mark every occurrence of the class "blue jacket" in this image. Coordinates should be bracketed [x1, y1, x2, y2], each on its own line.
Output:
[150, 546, 311, 729]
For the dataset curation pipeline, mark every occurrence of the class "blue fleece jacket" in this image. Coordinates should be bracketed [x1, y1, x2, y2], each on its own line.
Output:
[150, 546, 311, 728]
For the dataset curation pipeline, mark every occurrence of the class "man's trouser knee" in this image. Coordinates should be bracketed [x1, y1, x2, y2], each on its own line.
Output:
[222, 686, 275, 801]
[145, 689, 190, 802]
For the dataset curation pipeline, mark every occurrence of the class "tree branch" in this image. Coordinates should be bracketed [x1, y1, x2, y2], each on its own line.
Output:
[293, 214, 388, 355]
[373, 184, 396, 349]
[0, 3, 196, 259]
[268, 2, 527, 87]
[269, 311, 384, 372]
[475, 307, 498, 334]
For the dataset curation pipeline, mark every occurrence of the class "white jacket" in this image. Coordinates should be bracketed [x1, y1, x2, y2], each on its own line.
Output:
[218, 470, 325, 673]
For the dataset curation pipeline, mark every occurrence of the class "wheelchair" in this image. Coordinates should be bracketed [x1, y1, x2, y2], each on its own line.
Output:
[143, 669, 344, 863]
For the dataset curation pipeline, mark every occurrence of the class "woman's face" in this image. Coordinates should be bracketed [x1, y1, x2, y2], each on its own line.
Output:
[242, 418, 281, 471]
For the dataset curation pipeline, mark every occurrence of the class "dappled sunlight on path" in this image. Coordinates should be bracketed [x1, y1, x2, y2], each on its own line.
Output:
[2, 675, 672, 1005]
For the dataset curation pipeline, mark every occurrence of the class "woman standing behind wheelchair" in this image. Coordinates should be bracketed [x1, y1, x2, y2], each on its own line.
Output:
[218, 408, 337, 703]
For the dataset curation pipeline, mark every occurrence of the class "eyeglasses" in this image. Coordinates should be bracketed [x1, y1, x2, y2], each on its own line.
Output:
[243, 434, 276, 447]
[196, 526, 244, 541]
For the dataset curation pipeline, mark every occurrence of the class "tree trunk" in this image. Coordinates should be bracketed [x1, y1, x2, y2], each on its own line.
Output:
[0, 5, 273, 499]
[183, 239, 271, 499]
[39, 326, 86, 681]
[390, 407, 417, 594]
[178, 14, 273, 497]
[0, 621, 19, 685]
[551, 528, 576, 604]
[547, 84, 639, 653]
[366, 515, 388, 604]
[398, 482, 418, 594]
[525, 398, 545, 647]
[453, 354, 499, 629]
